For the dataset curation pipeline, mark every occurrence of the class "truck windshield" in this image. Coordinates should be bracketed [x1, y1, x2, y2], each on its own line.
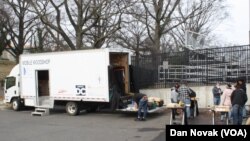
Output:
[5, 77, 16, 89]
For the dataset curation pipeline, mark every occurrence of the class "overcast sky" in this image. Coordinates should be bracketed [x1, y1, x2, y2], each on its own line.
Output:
[212, 0, 249, 45]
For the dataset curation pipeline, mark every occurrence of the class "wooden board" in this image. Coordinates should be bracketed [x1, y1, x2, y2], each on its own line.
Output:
[166, 103, 184, 109]
[212, 105, 230, 112]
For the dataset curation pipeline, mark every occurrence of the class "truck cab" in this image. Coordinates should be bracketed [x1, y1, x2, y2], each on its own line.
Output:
[4, 65, 21, 110]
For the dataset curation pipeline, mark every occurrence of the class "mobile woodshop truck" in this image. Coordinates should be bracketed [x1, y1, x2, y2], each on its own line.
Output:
[3, 48, 164, 116]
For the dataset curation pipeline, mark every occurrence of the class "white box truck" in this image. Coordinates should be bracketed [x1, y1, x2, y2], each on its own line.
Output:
[3, 48, 164, 115]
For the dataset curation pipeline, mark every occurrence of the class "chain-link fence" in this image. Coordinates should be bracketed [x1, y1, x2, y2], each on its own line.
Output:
[131, 45, 250, 89]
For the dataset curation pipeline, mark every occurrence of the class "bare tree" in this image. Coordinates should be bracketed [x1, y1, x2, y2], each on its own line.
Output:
[84, 0, 128, 48]
[0, 7, 10, 57]
[138, 0, 204, 54]
[30, 26, 56, 52]
[29, 0, 127, 50]
[115, 20, 148, 64]
[140, 0, 180, 54]
[114, 2, 147, 52]
[27, 20, 68, 53]
[3, 0, 37, 62]
[169, 0, 228, 49]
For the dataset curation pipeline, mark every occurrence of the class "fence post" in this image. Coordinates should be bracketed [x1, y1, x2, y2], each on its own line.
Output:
[163, 61, 169, 88]
[164, 69, 167, 88]
[206, 49, 208, 85]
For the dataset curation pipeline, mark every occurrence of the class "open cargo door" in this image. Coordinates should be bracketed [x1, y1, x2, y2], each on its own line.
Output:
[36, 70, 54, 108]
[109, 52, 166, 113]
[109, 53, 130, 111]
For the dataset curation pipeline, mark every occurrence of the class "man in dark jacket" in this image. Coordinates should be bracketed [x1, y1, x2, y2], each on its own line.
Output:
[237, 78, 248, 118]
[212, 83, 222, 105]
[231, 84, 248, 125]
[133, 93, 148, 121]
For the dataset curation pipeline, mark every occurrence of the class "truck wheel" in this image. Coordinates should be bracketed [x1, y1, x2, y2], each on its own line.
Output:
[66, 102, 79, 116]
[12, 98, 21, 111]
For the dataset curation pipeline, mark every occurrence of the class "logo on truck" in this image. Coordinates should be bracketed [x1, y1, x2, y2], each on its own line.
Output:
[22, 59, 50, 65]
[76, 85, 86, 96]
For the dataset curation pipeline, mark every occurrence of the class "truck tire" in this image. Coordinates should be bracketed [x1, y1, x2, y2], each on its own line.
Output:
[66, 102, 79, 116]
[12, 98, 21, 111]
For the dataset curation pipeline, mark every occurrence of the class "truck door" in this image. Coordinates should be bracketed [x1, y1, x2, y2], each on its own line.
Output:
[113, 66, 125, 96]
[36, 70, 51, 107]
[4, 76, 19, 103]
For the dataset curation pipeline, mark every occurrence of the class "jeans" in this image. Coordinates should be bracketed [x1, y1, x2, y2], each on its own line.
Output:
[220, 111, 231, 121]
[232, 104, 243, 125]
[213, 97, 220, 105]
[185, 98, 191, 118]
[171, 99, 178, 120]
[138, 99, 148, 119]
[242, 105, 247, 117]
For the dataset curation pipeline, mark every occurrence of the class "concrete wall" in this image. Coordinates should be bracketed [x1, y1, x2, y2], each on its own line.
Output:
[140, 84, 250, 108]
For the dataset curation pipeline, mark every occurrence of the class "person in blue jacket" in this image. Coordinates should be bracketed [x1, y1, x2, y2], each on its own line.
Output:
[134, 93, 148, 121]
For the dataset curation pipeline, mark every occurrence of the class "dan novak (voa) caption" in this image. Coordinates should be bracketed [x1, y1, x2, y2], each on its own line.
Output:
[166, 125, 250, 140]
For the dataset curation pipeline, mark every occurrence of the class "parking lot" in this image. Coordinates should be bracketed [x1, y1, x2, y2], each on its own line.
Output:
[1, 102, 242, 141]
[1, 87, 165, 141]
[1, 85, 249, 141]
[0, 105, 168, 141]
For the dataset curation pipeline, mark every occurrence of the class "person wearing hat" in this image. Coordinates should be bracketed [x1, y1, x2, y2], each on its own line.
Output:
[236, 78, 246, 92]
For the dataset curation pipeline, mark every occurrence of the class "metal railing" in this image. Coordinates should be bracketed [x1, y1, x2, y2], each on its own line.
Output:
[131, 45, 250, 89]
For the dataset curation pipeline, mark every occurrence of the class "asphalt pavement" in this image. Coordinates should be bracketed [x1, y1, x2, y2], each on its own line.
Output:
[0, 86, 249, 141]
